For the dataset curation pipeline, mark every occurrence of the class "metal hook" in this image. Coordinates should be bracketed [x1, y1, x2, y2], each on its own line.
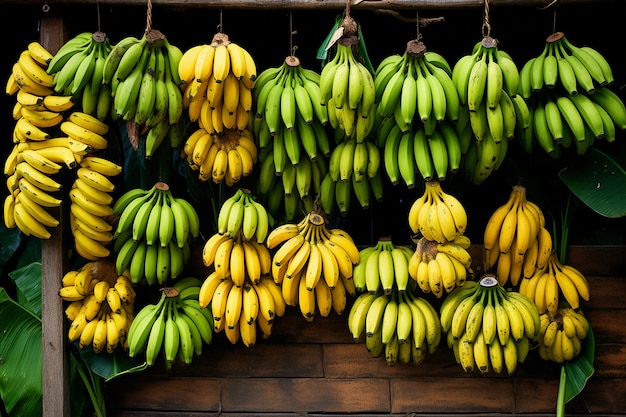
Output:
[42, 1, 50, 12]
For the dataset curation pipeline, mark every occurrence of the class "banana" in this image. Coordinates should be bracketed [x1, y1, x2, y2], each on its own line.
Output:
[69, 187, 113, 218]
[467, 51, 488, 111]
[15, 161, 62, 192]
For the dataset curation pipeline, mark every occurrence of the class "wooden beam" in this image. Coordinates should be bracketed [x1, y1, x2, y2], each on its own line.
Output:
[9, 0, 612, 10]
[39, 14, 69, 417]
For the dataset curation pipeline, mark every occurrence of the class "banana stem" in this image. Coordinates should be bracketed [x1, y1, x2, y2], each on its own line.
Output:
[73, 351, 107, 417]
[559, 192, 575, 264]
[556, 364, 567, 417]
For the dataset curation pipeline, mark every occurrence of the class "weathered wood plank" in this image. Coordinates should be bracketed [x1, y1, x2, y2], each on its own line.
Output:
[391, 376, 516, 413]
[107, 377, 222, 411]
[148, 343, 325, 377]
[220, 377, 391, 413]
[39, 15, 69, 417]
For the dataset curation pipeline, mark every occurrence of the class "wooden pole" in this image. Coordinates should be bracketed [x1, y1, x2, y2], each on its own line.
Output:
[40, 15, 70, 417]
[9, 0, 610, 10]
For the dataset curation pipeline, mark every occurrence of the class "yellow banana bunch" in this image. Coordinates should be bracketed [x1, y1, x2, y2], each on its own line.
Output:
[536, 306, 589, 363]
[519, 252, 591, 316]
[112, 182, 200, 285]
[348, 284, 441, 366]
[179, 32, 256, 136]
[318, 19, 376, 141]
[483, 184, 546, 287]
[60, 260, 136, 354]
[199, 191, 274, 343]
[407, 235, 473, 298]
[408, 179, 469, 244]
[252, 56, 330, 165]
[127, 278, 214, 366]
[443, 275, 539, 375]
[264, 210, 359, 321]
[182, 126, 258, 186]
[68, 153, 122, 261]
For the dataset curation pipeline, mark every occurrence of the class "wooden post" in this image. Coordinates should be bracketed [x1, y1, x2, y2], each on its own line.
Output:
[39, 15, 69, 417]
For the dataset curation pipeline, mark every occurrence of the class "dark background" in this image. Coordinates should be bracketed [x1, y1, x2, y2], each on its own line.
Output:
[1, 1, 625, 248]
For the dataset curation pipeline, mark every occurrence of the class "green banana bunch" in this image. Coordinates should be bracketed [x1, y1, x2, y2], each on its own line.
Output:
[315, 169, 384, 218]
[442, 275, 540, 375]
[452, 36, 526, 173]
[517, 32, 626, 157]
[374, 39, 460, 139]
[112, 182, 200, 285]
[252, 55, 330, 169]
[328, 137, 381, 184]
[105, 30, 184, 155]
[127, 278, 213, 367]
[319, 36, 376, 142]
[46, 31, 113, 120]
[347, 281, 441, 366]
[519, 31, 614, 99]
[217, 188, 270, 243]
[381, 120, 464, 187]
[352, 238, 414, 295]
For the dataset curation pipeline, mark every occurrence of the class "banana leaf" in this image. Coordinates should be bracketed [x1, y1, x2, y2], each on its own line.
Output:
[316, 15, 375, 74]
[559, 147, 626, 218]
[557, 327, 595, 417]
[564, 327, 595, 403]
[0, 225, 21, 267]
[0, 287, 42, 417]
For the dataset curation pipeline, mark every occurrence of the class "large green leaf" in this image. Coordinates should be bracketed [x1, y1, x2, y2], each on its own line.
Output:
[559, 147, 626, 218]
[564, 327, 595, 403]
[9, 262, 42, 317]
[0, 225, 21, 266]
[0, 288, 42, 417]
[76, 344, 147, 382]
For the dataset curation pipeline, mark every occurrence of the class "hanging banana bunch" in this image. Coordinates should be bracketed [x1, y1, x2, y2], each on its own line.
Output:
[103, 29, 184, 157]
[374, 37, 464, 187]
[265, 209, 359, 322]
[46, 31, 113, 120]
[199, 188, 275, 347]
[452, 35, 529, 184]
[519, 252, 591, 316]
[519, 32, 626, 157]
[406, 180, 473, 298]
[59, 260, 136, 354]
[536, 306, 590, 364]
[318, 16, 376, 143]
[111, 182, 200, 285]
[68, 142, 122, 261]
[182, 126, 258, 186]
[178, 32, 256, 134]
[127, 277, 214, 366]
[4, 42, 82, 239]
[441, 275, 540, 375]
[249, 54, 331, 221]
[483, 184, 550, 287]
[178, 32, 258, 185]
